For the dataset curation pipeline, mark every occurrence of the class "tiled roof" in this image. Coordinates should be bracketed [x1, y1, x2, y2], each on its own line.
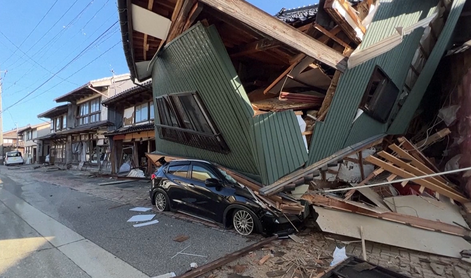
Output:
[102, 80, 152, 106]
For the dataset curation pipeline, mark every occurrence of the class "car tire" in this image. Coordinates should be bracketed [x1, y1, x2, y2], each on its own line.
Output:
[153, 189, 170, 212]
[232, 208, 260, 236]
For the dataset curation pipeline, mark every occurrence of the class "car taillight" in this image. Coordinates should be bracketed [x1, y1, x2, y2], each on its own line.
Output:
[151, 173, 156, 180]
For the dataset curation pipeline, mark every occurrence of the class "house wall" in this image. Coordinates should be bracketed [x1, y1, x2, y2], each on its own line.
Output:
[309, 0, 465, 164]
[152, 23, 307, 184]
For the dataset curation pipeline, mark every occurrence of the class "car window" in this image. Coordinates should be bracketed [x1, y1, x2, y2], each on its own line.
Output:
[167, 165, 189, 178]
[191, 165, 217, 181]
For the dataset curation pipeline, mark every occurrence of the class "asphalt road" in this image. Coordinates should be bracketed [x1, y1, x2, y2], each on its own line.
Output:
[0, 165, 255, 277]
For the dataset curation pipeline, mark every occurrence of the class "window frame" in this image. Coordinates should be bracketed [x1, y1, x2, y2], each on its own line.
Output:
[133, 101, 154, 124]
[190, 164, 218, 182]
[360, 66, 400, 124]
[78, 97, 101, 125]
[155, 91, 229, 154]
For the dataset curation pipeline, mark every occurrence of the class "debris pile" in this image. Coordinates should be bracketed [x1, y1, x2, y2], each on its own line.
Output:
[291, 136, 471, 258]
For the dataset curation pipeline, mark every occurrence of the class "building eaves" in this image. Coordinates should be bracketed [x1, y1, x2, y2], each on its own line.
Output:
[57, 121, 114, 136]
[105, 122, 154, 136]
[102, 80, 152, 107]
[37, 104, 69, 119]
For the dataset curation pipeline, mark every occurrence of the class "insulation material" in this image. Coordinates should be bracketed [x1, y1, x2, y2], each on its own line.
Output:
[438, 105, 461, 126]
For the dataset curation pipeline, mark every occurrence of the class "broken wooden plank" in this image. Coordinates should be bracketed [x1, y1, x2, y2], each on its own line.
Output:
[260, 135, 384, 196]
[343, 168, 384, 201]
[303, 194, 470, 237]
[397, 137, 442, 174]
[415, 128, 451, 149]
[324, 0, 365, 44]
[388, 144, 448, 185]
[364, 155, 468, 203]
[377, 151, 461, 195]
[199, 0, 348, 71]
[314, 206, 471, 258]
[318, 70, 342, 118]
[313, 23, 351, 49]
[175, 235, 278, 278]
[263, 54, 306, 94]
[230, 38, 281, 58]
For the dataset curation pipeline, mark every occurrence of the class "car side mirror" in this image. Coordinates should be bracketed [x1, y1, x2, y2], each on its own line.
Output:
[205, 178, 220, 188]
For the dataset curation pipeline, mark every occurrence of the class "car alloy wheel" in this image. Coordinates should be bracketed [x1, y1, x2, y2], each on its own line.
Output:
[233, 209, 255, 236]
[155, 192, 167, 212]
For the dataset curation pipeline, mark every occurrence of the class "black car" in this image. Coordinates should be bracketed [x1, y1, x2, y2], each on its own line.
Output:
[150, 159, 308, 236]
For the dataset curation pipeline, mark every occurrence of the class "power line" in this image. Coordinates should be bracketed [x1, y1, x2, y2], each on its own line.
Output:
[18, 40, 122, 106]
[1, 0, 59, 66]
[2, 21, 118, 113]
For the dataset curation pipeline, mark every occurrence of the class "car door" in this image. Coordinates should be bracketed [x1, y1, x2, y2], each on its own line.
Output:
[163, 162, 191, 210]
[184, 162, 227, 222]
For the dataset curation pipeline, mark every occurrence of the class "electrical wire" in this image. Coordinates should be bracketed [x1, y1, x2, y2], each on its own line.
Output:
[2, 21, 118, 113]
[1, 0, 60, 66]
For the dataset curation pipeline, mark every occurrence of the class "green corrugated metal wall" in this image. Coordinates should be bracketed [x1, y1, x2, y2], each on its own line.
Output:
[388, 0, 467, 134]
[250, 111, 308, 185]
[308, 0, 440, 164]
[152, 23, 307, 184]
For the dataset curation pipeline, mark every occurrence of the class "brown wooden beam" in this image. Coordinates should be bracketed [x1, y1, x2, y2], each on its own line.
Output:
[175, 236, 278, 278]
[313, 23, 351, 49]
[365, 155, 468, 203]
[199, 0, 347, 71]
[304, 194, 470, 237]
[230, 38, 281, 59]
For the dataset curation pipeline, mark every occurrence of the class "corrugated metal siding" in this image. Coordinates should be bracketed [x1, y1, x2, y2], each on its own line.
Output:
[343, 113, 387, 147]
[152, 23, 308, 184]
[152, 23, 257, 175]
[388, 0, 467, 134]
[308, 0, 438, 164]
[250, 111, 308, 185]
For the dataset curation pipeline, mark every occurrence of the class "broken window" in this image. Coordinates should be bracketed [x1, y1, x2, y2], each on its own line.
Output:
[155, 92, 230, 154]
[360, 66, 399, 123]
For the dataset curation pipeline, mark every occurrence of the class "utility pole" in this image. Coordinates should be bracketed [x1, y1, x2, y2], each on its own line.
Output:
[0, 69, 4, 164]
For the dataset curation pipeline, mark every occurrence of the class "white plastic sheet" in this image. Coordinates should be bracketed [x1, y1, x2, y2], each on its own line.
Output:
[330, 246, 348, 266]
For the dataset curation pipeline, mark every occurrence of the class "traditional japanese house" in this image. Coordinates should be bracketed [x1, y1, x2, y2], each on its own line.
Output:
[101, 80, 155, 175]
[117, 0, 466, 187]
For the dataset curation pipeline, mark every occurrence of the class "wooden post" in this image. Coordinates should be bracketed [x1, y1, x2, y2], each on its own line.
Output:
[133, 140, 139, 169]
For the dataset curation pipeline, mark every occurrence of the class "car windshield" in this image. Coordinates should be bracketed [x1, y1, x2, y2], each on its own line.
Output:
[217, 168, 237, 184]
[7, 152, 22, 157]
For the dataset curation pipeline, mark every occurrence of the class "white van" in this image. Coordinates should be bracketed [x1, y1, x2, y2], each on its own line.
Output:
[4, 151, 24, 166]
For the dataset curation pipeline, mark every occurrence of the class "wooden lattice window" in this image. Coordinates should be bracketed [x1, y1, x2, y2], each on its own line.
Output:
[155, 92, 230, 154]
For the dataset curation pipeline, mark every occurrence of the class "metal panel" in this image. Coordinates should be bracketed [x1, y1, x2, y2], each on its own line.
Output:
[308, 0, 438, 164]
[151, 23, 308, 184]
[388, 0, 467, 134]
[250, 111, 308, 185]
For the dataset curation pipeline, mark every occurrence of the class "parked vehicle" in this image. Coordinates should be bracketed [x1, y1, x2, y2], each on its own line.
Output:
[150, 159, 308, 236]
[4, 151, 24, 166]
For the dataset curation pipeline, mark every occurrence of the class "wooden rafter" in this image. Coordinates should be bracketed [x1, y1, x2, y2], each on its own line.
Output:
[324, 0, 366, 44]
[199, 0, 347, 71]
[365, 155, 468, 203]
[313, 23, 351, 50]
[230, 38, 281, 59]
[142, 0, 155, 60]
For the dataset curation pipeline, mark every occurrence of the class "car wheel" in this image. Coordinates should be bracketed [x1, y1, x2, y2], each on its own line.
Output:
[232, 209, 258, 236]
[153, 189, 169, 212]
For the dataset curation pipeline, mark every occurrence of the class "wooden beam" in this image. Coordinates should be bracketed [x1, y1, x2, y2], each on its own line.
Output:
[364, 155, 468, 203]
[388, 144, 448, 185]
[167, 0, 195, 42]
[175, 236, 278, 278]
[318, 70, 341, 118]
[415, 128, 451, 149]
[343, 168, 383, 200]
[263, 54, 305, 94]
[313, 23, 351, 49]
[142, 0, 155, 60]
[324, 0, 365, 44]
[183, 2, 204, 31]
[199, 0, 347, 71]
[397, 137, 442, 174]
[377, 151, 461, 195]
[230, 38, 281, 59]
[304, 194, 470, 237]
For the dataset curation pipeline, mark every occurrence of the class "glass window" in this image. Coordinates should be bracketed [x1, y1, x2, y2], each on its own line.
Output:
[155, 92, 229, 154]
[90, 98, 100, 113]
[62, 115, 67, 129]
[149, 102, 154, 120]
[191, 165, 216, 181]
[80, 103, 89, 116]
[55, 117, 61, 131]
[135, 103, 149, 123]
[167, 165, 189, 178]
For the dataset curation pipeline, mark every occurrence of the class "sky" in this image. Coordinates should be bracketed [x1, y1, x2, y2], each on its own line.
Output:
[0, 0, 317, 132]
